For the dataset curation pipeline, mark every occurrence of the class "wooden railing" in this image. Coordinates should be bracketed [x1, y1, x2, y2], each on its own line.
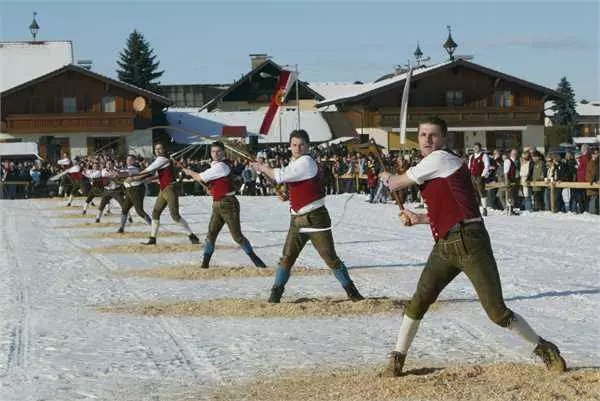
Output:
[4, 113, 134, 133]
[486, 181, 600, 213]
[379, 107, 542, 128]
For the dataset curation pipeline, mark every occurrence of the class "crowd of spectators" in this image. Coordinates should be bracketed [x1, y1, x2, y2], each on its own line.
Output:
[1, 142, 598, 215]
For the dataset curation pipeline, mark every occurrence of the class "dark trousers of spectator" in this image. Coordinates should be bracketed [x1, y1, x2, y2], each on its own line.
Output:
[532, 191, 544, 211]
[571, 189, 586, 214]
[242, 181, 255, 196]
[368, 187, 376, 203]
[342, 179, 354, 194]
[487, 188, 500, 210]
[588, 195, 599, 214]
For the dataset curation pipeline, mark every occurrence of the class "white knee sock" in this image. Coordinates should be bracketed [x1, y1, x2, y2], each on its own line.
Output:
[151, 219, 160, 237]
[176, 218, 193, 235]
[394, 315, 421, 354]
[508, 313, 540, 346]
[83, 202, 89, 212]
[481, 197, 487, 208]
[95, 209, 102, 221]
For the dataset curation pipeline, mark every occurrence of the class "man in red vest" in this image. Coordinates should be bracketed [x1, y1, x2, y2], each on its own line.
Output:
[182, 141, 266, 269]
[378, 116, 566, 376]
[468, 142, 490, 216]
[252, 130, 364, 303]
[128, 143, 199, 245]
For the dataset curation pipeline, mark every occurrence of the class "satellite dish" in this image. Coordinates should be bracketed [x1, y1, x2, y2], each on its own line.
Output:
[133, 96, 146, 112]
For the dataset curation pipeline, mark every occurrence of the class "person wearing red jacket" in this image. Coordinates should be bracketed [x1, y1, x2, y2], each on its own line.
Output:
[182, 141, 266, 269]
[252, 130, 364, 303]
[378, 116, 566, 376]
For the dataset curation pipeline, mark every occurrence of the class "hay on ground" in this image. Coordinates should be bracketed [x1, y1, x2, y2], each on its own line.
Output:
[212, 363, 600, 401]
[89, 242, 241, 254]
[116, 265, 327, 280]
[81, 231, 184, 239]
[54, 222, 146, 229]
[98, 297, 406, 318]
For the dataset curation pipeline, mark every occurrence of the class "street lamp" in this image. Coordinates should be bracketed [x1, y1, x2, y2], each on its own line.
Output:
[29, 11, 40, 40]
[443, 25, 458, 61]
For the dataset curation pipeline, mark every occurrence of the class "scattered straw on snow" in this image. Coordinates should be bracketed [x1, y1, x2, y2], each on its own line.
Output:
[89, 243, 240, 253]
[53, 222, 147, 229]
[98, 297, 407, 318]
[211, 363, 600, 401]
[80, 231, 184, 239]
[116, 265, 327, 280]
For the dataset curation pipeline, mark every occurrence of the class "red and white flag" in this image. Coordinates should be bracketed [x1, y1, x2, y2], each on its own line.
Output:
[259, 69, 297, 135]
[399, 66, 413, 145]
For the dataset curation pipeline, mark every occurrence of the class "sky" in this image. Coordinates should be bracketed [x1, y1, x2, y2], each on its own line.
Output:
[1, 1, 599, 101]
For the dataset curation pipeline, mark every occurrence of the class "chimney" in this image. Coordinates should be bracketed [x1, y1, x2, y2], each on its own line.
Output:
[250, 53, 270, 70]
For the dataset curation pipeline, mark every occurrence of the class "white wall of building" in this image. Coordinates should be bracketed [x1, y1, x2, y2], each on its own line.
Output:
[68, 135, 87, 158]
[464, 130, 486, 149]
[126, 130, 153, 159]
[523, 125, 545, 152]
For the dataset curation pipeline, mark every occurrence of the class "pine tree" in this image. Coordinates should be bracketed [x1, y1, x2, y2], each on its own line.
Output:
[116, 30, 164, 93]
[551, 77, 577, 127]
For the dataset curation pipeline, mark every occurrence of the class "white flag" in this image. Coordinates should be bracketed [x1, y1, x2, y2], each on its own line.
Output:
[399, 67, 413, 145]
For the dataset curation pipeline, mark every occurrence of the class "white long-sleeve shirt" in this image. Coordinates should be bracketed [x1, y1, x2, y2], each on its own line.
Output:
[140, 156, 170, 174]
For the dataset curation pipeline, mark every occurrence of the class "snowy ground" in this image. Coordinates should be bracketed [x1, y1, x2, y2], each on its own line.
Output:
[0, 195, 598, 401]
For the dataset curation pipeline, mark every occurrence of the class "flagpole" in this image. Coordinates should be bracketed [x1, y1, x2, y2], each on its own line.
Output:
[295, 64, 300, 130]
[279, 108, 283, 144]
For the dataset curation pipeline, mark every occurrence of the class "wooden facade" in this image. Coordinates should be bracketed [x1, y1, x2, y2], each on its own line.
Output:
[338, 65, 548, 130]
[315, 59, 561, 151]
[0, 65, 170, 159]
[0, 66, 166, 135]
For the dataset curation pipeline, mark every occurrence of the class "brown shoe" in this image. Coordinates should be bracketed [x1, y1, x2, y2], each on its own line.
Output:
[534, 338, 566, 372]
[384, 351, 406, 377]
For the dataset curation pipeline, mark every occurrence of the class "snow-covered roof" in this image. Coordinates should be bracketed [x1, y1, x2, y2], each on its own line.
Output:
[166, 109, 333, 144]
[316, 61, 454, 106]
[317, 58, 562, 107]
[576, 101, 600, 116]
[545, 100, 600, 117]
[308, 82, 369, 101]
[0, 41, 73, 92]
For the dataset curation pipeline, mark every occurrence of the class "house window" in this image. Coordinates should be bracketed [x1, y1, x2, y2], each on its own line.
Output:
[446, 90, 464, 106]
[102, 96, 116, 112]
[63, 97, 77, 113]
[494, 90, 513, 108]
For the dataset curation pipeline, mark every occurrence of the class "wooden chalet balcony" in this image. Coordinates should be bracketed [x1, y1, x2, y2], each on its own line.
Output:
[376, 107, 543, 128]
[4, 113, 135, 134]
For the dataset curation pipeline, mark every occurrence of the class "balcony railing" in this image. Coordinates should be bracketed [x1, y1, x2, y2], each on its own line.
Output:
[4, 113, 135, 134]
[381, 107, 542, 127]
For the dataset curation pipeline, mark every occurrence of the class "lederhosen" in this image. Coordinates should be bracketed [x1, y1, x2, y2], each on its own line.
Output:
[152, 160, 183, 222]
[279, 160, 341, 270]
[405, 151, 513, 327]
[205, 160, 248, 245]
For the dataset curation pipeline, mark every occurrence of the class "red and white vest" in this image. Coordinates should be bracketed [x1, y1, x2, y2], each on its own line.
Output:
[157, 162, 175, 191]
[69, 170, 83, 181]
[420, 162, 481, 241]
[209, 160, 234, 201]
[469, 153, 485, 177]
[288, 168, 325, 213]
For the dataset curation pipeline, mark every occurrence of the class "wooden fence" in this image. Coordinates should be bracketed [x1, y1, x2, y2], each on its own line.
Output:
[485, 181, 600, 213]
